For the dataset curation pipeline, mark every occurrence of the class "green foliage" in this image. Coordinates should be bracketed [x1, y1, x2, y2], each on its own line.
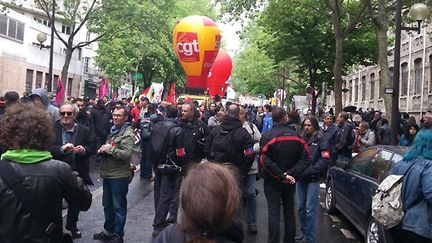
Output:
[94, 0, 216, 91]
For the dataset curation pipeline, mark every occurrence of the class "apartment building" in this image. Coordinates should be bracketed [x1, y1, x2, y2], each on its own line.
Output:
[0, 0, 99, 98]
[326, 26, 432, 119]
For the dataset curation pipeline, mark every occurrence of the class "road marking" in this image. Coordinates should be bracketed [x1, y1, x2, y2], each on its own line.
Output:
[340, 229, 356, 240]
[329, 215, 341, 223]
[62, 164, 141, 218]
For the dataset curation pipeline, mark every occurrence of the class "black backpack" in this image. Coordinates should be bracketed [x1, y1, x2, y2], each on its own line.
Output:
[209, 127, 234, 163]
[149, 122, 178, 164]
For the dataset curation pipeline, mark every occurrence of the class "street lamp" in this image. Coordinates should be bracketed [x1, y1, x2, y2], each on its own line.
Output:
[32, 32, 51, 49]
[391, 2, 429, 145]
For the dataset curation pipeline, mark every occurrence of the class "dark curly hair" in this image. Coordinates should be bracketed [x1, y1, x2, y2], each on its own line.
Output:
[0, 103, 55, 151]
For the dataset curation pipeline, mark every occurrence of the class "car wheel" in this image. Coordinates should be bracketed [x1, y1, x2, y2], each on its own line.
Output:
[324, 180, 336, 214]
[365, 217, 393, 243]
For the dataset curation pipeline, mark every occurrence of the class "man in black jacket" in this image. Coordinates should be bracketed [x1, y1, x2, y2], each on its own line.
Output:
[260, 107, 311, 243]
[335, 112, 355, 160]
[0, 103, 91, 243]
[205, 104, 255, 177]
[150, 105, 186, 237]
[48, 103, 95, 238]
[167, 102, 209, 226]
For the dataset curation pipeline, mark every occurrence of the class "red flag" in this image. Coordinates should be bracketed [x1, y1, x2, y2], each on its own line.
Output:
[166, 82, 176, 104]
[55, 77, 64, 105]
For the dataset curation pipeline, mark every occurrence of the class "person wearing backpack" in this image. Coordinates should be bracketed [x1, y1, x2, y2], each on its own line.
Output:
[390, 130, 432, 243]
[239, 105, 261, 234]
[150, 105, 186, 237]
[205, 104, 256, 177]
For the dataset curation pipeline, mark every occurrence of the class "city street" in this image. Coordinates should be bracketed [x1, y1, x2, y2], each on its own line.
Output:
[70, 150, 363, 243]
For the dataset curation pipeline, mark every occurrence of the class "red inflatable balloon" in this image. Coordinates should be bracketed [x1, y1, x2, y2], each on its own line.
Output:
[207, 49, 233, 97]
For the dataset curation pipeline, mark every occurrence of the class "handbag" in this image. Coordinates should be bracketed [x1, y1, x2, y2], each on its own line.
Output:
[0, 160, 73, 243]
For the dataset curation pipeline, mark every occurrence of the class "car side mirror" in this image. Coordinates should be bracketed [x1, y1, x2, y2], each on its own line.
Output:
[335, 156, 350, 169]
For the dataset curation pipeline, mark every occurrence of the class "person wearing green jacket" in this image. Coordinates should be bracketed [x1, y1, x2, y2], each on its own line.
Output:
[93, 106, 135, 243]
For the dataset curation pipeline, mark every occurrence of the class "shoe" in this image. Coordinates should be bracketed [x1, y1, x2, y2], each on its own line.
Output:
[166, 216, 177, 224]
[248, 224, 258, 234]
[93, 231, 113, 240]
[152, 226, 165, 237]
[107, 233, 123, 243]
[295, 235, 304, 241]
[65, 226, 82, 239]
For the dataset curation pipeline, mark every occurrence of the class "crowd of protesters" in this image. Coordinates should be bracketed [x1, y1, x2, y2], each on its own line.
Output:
[1, 87, 432, 243]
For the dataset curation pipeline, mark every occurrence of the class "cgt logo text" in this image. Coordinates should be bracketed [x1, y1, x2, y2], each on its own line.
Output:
[177, 39, 199, 56]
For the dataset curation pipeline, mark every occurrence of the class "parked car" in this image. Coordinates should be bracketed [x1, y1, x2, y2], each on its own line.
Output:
[325, 145, 408, 243]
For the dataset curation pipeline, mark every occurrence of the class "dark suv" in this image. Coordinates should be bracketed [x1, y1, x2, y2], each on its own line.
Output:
[325, 145, 408, 243]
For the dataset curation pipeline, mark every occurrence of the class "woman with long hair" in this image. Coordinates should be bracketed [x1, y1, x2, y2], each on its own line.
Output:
[390, 130, 432, 242]
[398, 122, 420, 146]
[153, 162, 243, 243]
[296, 117, 330, 243]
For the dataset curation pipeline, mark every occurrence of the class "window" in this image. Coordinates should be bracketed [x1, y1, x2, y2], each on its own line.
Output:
[388, 153, 404, 172]
[401, 63, 408, 96]
[0, 15, 24, 41]
[45, 73, 52, 92]
[370, 73, 375, 100]
[349, 80, 352, 102]
[362, 75, 366, 101]
[368, 150, 393, 181]
[355, 78, 359, 102]
[33, 17, 51, 27]
[36, 71, 43, 89]
[25, 69, 34, 93]
[84, 57, 90, 73]
[67, 78, 73, 96]
[86, 31, 91, 42]
[429, 55, 432, 93]
[414, 58, 422, 95]
[348, 149, 379, 175]
[62, 25, 71, 35]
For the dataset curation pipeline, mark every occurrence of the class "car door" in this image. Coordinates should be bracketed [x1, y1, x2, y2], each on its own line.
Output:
[350, 149, 394, 230]
[339, 149, 378, 226]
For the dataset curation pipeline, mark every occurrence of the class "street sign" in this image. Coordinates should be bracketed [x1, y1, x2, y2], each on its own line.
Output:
[385, 88, 393, 94]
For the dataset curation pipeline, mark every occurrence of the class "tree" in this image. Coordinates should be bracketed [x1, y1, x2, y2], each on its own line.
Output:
[95, 0, 217, 98]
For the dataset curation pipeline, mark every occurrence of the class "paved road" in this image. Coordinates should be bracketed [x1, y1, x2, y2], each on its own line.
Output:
[68, 150, 363, 243]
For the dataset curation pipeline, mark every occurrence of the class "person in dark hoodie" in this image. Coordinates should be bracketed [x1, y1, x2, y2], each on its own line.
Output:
[296, 117, 330, 243]
[0, 103, 92, 243]
[90, 99, 111, 158]
[30, 88, 60, 122]
[205, 103, 255, 177]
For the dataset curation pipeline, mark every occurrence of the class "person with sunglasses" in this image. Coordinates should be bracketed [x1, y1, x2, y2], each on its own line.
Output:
[48, 103, 95, 239]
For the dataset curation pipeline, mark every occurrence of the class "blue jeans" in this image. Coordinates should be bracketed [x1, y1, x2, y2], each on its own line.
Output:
[296, 182, 319, 243]
[264, 179, 296, 243]
[140, 139, 153, 178]
[102, 177, 129, 237]
[243, 173, 257, 225]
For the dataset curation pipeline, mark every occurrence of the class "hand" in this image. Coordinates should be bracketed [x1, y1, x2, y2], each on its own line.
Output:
[73, 145, 86, 155]
[98, 144, 111, 154]
[62, 143, 75, 152]
[282, 174, 296, 184]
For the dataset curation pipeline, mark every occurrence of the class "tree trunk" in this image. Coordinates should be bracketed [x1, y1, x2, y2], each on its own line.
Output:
[326, 0, 345, 116]
[61, 44, 73, 103]
[375, 0, 392, 121]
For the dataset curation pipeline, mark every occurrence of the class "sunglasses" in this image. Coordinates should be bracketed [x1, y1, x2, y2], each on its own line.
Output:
[60, 111, 73, 117]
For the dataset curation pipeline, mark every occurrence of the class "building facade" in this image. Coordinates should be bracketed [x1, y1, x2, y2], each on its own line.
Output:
[0, 0, 99, 98]
[326, 26, 432, 119]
